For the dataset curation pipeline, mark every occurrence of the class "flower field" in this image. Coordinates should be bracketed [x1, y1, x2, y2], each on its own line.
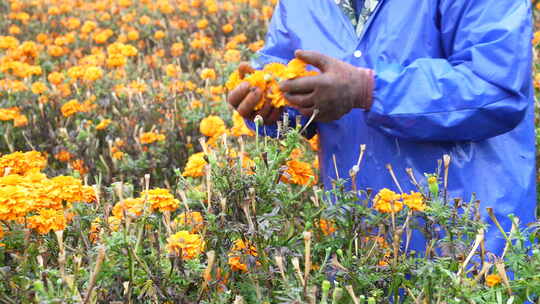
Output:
[0, 0, 540, 303]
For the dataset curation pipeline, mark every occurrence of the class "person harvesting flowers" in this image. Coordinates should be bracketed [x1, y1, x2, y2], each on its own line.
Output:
[227, 0, 536, 254]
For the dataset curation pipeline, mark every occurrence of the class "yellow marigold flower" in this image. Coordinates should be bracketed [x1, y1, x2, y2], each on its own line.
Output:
[231, 111, 254, 137]
[140, 188, 179, 212]
[96, 119, 112, 130]
[50, 175, 96, 204]
[127, 30, 139, 41]
[199, 115, 227, 137]
[70, 159, 89, 176]
[108, 216, 121, 232]
[0, 107, 21, 121]
[224, 49, 241, 62]
[486, 274, 502, 287]
[139, 132, 166, 144]
[0, 151, 47, 176]
[0, 36, 19, 49]
[31, 82, 47, 94]
[222, 23, 234, 33]
[182, 152, 207, 178]
[171, 42, 184, 56]
[228, 239, 259, 272]
[89, 217, 101, 243]
[166, 230, 205, 260]
[373, 188, 403, 213]
[0, 185, 33, 221]
[61, 99, 81, 117]
[173, 211, 204, 232]
[197, 18, 209, 30]
[402, 191, 426, 212]
[200, 68, 217, 80]
[318, 218, 337, 236]
[112, 198, 145, 219]
[27, 209, 67, 234]
[281, 160, 316, 186]
[112, 151, 124, 160]
[47, 72, 64, 85]
[82, 66, 103, 82]
[154, 30, 166, 40]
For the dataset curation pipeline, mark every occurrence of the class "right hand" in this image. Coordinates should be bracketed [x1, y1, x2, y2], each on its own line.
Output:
[227, 62, 283, 125]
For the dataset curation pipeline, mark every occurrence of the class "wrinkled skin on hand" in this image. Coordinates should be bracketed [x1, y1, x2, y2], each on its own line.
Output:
[226, 62, 283, 125]
[279, 50, 374, 123]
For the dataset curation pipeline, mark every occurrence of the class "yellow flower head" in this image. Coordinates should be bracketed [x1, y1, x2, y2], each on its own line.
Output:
[182, 152, 207, 178]
[373, 188, 403, 213]
[200, 115, 227, 138]
[486, 274, 502, 287]
[281, 160, 316, 186]
[166, 230, 205, 260]
[402, 191, 426, 212]
[228, 239, 259, 272]
[173, 211, 204, 232]
[140, 188, 179, 212]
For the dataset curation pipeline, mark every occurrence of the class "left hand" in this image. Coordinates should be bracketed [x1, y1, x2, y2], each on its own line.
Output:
[279, 50, 374, 122]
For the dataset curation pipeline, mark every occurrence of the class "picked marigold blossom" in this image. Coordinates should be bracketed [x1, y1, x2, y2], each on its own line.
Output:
[281, 160, 316, 186]
[373, 188, 403, 213]
[182, 152, 207, 177]
[173, 211, 204, 232]
[228, 239, 259, 272]
[230, 111, 254, 137]
[140, 132, 166, 144]
[199, 115, 227, 138]
[402, 191, 426, 212]
[140, 188, 179, 212]
[166, 230, 205, 260]
[486, 274, 502, 287]
[226, 58, 318, 110]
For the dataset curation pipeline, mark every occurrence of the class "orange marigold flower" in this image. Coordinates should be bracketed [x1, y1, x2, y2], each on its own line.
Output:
[0, 151, 47, 176]
[140, 131, 166, 144]
[200, 68, 217, 80]
[319, 218, 337, 236]
[31, 82, 47, 94]
[54, 150, 72, 162]
[199, 115, 227, 137]
[486, 274, 502, 287]
[230, 111, 254, 137]
[182, 152, 207, 178]
[140, 188, 179, 212]
[402, 191, 426, 212]
[228, 239, 259, 272]
[47, 72, 64, 85]
[61, 99, 81, 117]
[173, 211, 204, 232]
[27, 208, 67, 234]
[166, 230, 205, 260]
[112, 198, 145, 219]
[373, 188, 403, 213]
[281, 160, 316, 186]
[222, 24, 234, 33]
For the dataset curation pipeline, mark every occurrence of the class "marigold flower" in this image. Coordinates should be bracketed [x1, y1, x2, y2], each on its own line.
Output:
[200, 68, 217, 80]
[318, 218, 336, 236]
[27, 208, 67, 234]
[0, 151, 47, 176]
[373, 188, 403, 213]
[166, 230, 205, 260]
[96, 119, 112, 130]
[402, 191, 426, 212]
[228, 239, 259, 272]
[140, 131, 166, 144]
[112, 198, 145, 219]
[54, 150, 72, 162]
[182, 152, 207, 178]
[31, 82, 47, 94]
[61, 99, 81, 117]
[230, 111, 254, 137]
[199, 115, 227, 137]
[140, 188, 179, 212]
[173, 211, 204, 232]
[486, 274, 502, 287]
[281, 160, 316, 186]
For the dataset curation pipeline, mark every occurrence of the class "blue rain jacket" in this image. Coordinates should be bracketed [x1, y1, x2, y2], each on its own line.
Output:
[246, 0, 536, 254]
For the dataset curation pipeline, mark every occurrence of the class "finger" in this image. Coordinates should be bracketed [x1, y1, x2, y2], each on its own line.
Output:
[297, 106, 315, 118]
[239, 62, 255, 79]
[237, 88, 262, 119]
[256, 98, 273, 120]
[284, 92, 315, 109]
[279, 76, 321, 94]
[295, 50, 332, 72]
[227, 82, 250, 108]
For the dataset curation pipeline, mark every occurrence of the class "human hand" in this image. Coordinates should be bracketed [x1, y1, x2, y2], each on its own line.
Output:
[227, 62, 283, 125]
[279, 50, 374, 123]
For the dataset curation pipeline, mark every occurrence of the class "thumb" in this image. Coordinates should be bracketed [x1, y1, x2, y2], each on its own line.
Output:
[295, 50, 332, 72]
